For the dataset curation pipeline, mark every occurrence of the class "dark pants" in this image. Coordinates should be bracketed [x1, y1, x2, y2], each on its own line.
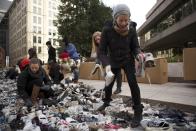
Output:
[103, 61, 141, 106]
[115, 69, 122, 90]
[72, 68, 79, 82]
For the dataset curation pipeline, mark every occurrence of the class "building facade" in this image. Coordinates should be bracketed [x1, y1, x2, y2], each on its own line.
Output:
[137, 0, 196, 58]
[0, 13, 9, 56]
[8, 0, 60, 65]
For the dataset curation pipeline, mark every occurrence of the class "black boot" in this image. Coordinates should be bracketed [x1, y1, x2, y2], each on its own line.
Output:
[131, 104, 143, 128]
[114, 89, 121, 94]
[97, 102, 110, 111]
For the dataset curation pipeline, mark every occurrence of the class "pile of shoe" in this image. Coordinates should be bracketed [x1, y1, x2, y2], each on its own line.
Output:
[0, 68, 196, 130]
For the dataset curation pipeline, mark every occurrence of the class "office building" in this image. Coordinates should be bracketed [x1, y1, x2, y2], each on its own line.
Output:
[8, 0, 60, 65]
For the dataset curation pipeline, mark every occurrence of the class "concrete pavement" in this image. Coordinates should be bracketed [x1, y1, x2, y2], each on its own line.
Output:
[80, 79, 196, 112]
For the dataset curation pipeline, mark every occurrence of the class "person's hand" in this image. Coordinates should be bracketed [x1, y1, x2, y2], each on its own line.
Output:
[40, 85, 51, 91]
[136, 53, 145, 62]
[105, 65, 114, 86]
[25, 98, 33, 107]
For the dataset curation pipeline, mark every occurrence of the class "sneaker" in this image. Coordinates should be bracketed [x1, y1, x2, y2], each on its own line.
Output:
[97, 103, 110, 111]
[113, 89, 121, 94]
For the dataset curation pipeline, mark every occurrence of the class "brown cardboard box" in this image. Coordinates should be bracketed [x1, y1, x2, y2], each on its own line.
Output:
[79, 62, 100, 80]
[124, 58, 168, 84]
[183, 48, 196, 80]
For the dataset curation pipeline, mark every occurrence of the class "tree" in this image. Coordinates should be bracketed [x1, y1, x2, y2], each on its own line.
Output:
[56, 0, 112, 57]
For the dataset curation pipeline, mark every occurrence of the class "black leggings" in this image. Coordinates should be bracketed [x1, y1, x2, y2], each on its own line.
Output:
[103, 61, 141, 106]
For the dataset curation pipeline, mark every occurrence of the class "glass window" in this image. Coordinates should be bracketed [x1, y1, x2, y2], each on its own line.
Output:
[49, 1, 52, 8]
[38, 36, 41, 43]
[33, 36, 37, 43]
[33, 6, 37, 14]
[33, 26, 37, 33]
[38, 47, 41, 53]
[38, 27, 41, 34]
[53, 30, 56, 36]
[38, 7, 41, 15]
[48, 29, 52, 35]
[33, 16, 37, 23]
[33, 0, 36, 4]
[38, 17, 41, 24]
[49, 11, 52, 17]
[38, 0, 41, 5]
[53, 39, 57, 46]
[49, 19, 53, 26]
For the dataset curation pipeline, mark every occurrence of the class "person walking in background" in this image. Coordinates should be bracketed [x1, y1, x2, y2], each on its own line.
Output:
[46, 41, 56, 63]
[98, 4, 144, 128]
[63, 36, 80, 83]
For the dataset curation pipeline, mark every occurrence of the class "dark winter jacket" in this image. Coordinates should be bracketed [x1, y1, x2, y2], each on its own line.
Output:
[49, 63, 64, 84]
[48, 46, 56, 63]
[17, 66, 51, 99]
[5, 67, 18, 79]
[98, 21, 141, 68]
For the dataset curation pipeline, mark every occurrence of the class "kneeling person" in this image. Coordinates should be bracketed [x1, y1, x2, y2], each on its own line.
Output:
[17, 58, 53, 107]
[48, 60, 64, 84]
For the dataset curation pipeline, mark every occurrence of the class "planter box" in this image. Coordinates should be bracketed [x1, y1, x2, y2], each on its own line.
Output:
[183, 48, 196, 80]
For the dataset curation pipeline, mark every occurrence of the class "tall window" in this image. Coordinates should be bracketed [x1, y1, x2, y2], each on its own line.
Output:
[33, 26, 37, 33]
[38, 36, 41, 43]
[49, 19, 53, 26]
[38, 27, 41, 34]
[33, 16, 37, 23]
[49, 10, 52, 17]
[38, 0, 42, 5]
[33, 36, 37, 43]
[33, 6, 37, 13]
[48, 29, 52, 35]
[33, 0, 36, 4]
[38, 17, 41, 24]
[38, 47, 41, 53]
[38, 7, 41, 15]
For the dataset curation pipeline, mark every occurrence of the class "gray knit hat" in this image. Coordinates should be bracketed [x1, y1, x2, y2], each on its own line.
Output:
[112, 4, 131, 19]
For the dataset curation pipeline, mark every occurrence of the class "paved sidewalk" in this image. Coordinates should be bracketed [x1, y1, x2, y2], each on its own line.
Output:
[80, 79, 196, 110]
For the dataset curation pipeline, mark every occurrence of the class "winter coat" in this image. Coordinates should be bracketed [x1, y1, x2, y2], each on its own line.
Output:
[5, 67, 18, 79]
[49, 63, 64, 84]
[64, 43, 79, 61]
[98, 21, 141, 68]
[17, 66, 51, 99]
[48, 46, 56, 63]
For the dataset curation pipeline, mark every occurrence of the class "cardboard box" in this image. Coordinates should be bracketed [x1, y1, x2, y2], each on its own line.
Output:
[79, 62, 100, 80]
[124, 58, 168, 84]
[183, 48, 196, 80]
